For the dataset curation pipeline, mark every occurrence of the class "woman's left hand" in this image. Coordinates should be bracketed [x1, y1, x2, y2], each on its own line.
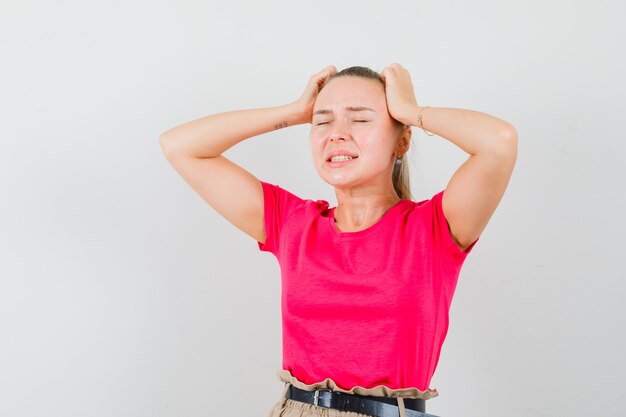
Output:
[380, 63, 420, 126]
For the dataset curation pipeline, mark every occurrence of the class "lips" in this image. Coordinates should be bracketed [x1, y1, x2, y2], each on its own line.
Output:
[325, 150, 359, 161]
[326, 157, 358, 168]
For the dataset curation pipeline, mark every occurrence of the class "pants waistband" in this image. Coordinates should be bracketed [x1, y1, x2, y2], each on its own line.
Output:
[283, 383, 441, 417]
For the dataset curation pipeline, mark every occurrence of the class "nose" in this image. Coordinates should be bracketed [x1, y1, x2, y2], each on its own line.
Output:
[329, 135, 346, 142]
[325, 118, 352, 142]
[328, 129, 350, 142]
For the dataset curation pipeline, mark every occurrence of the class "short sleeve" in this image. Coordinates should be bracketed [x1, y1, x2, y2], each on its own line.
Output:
[257, 180, 306, 256]
[430, 189, 479, 264]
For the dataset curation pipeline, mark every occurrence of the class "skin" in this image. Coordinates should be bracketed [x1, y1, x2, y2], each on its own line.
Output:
[160, 63, 517, 252]
[294, 63, 517, 250]
[309, 75, 411, 232]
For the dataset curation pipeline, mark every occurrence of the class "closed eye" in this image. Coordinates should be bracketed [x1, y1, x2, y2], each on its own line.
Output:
[315, 120, 369, 125]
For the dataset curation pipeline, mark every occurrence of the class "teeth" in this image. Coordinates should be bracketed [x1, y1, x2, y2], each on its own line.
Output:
[330, 155, 355, 162]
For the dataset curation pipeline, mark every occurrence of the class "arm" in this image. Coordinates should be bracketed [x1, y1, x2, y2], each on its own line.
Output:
[416, 106, 518, 251]
[159, 64, 337, 157]
[158, 103, 305, 244]
[380, 63, 518, 252]
[159, 103, 305, 157]
[158, 66, 337, 244]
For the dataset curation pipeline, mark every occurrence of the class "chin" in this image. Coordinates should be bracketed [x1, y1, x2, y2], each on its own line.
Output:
[321, 175, 357, 189]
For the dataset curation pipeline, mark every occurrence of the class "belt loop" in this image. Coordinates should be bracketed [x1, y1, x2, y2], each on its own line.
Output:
[397, 396, 407, 417]
[280, 383, 290, 405]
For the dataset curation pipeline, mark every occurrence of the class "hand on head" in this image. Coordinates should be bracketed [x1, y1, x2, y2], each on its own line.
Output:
[294, 65, 337, 124]
[380, 63, 420, 126]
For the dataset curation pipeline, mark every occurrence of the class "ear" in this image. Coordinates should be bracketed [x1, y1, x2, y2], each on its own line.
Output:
[395, 125, 412, 154]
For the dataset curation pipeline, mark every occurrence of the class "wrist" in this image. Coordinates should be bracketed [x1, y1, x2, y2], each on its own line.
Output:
[290, 101, 311, 125]
[414, 105, 435, 136]
[280, 102, 308, 126]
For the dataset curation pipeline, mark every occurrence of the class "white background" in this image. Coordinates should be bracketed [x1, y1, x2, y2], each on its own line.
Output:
[1, 1, 624, 416]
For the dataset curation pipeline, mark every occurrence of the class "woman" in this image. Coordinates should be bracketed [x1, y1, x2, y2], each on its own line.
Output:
[159, 63, 518, 417]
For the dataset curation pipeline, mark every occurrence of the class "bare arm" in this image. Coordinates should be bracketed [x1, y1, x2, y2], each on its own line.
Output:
[417, 106, 518, 251]
[159, 103, 306, 157]
[381, 63, 517, 252]
[158, 103, 306, 244]
[415, 106, 516, 157]
[158, 66, 337, 244]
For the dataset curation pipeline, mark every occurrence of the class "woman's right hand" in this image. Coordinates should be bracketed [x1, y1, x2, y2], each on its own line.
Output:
[292, 65, 337, 124]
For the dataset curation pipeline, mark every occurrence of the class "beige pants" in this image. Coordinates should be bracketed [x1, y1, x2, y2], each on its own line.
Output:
[267, 369, 439, 417]
[267, 393, 374, 417]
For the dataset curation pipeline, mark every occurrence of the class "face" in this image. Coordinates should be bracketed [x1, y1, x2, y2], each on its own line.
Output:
[310, 76, 409, 193]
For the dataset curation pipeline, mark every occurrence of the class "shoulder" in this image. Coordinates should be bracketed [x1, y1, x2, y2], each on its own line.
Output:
[260, 180, 329, 216]
[401, 191, 447, 234]
[402, 192, 439, 212]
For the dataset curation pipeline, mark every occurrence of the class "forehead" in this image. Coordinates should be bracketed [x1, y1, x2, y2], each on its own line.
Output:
[313, 76, 385, 113]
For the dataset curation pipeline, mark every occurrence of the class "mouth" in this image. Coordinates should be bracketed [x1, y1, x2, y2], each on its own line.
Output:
[326, 155, 359, 166]
[326, 155, 359, 162]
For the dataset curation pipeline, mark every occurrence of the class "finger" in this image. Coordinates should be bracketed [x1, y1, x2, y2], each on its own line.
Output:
[380, 68, 392, 84]
[318, 67, 335, 86]
[323, 66, 336, 80]
[319, 65, 335, 76]
[312, 68, 332, 85]
[380, 65, 394, 79]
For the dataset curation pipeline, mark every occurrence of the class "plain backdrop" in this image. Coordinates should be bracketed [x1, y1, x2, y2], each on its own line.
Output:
[1, 1, 625, 416]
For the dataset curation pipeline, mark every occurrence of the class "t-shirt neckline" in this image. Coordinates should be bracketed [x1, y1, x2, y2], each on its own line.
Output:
[328, 199, 406, 237]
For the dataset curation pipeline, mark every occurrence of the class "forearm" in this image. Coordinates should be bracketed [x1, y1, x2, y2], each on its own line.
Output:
[159, 102, 305, 158]
[414, 106, 517, 155]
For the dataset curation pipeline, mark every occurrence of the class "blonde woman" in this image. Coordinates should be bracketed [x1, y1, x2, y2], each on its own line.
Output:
[159, 63, 518, 417]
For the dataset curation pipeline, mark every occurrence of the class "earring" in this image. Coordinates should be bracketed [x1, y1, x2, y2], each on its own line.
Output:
[395, 154, 402, 165]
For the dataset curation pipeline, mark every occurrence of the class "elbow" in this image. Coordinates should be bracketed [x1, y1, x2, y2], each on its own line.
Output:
[159, 133, 176, 156]
[494, 124, 518, 159]
[159, 130, 172, 145]
[502, 123, 518, 142]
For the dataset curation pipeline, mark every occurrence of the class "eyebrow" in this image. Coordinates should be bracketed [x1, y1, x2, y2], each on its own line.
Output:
[313, 106, 376, 116]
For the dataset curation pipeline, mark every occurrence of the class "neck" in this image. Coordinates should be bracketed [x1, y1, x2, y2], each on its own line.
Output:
[333, 194, 401, 230]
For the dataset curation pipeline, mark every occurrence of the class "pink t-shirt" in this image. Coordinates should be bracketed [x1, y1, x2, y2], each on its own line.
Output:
[256, 180, 479, 392]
